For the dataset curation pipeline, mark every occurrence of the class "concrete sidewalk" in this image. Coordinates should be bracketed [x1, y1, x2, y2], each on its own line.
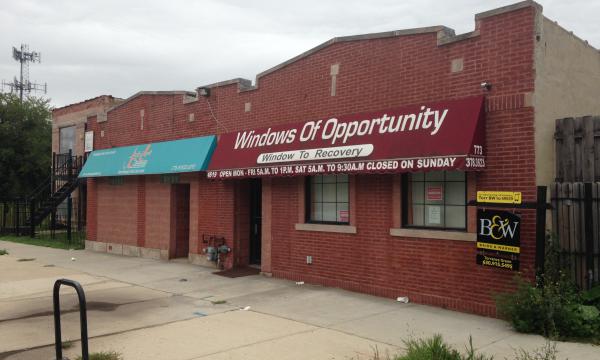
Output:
[0, 240, 598, 360]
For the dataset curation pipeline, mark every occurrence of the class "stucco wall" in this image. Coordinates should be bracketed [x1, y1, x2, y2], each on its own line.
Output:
[534, 17, 600, 187]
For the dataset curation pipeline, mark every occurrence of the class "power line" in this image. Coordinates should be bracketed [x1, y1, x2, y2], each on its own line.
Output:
[2, 44, 47, 101]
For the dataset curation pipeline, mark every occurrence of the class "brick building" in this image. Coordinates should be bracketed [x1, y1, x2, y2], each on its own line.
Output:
[51, 95, 123, 220]
[71, 1, 600, 315]
[52, 95, 123, 157]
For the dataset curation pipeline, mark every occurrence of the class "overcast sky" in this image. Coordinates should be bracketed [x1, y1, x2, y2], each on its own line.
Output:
[0, 0, 598, 108]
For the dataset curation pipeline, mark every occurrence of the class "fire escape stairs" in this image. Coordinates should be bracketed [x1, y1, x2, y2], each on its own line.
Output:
[25, 152, 84, 227]
[26, 179, 80, 227]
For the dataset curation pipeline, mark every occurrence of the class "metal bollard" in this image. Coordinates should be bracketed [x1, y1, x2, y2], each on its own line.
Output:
[53, 279, 89, 360]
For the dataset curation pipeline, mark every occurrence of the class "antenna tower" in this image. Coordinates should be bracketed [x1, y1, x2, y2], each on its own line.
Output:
[2, 44, 47, 101]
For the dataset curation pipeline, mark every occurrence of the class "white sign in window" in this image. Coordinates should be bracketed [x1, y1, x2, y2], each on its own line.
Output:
[84, 131, 94, 153]
[427, 205, 442, 225]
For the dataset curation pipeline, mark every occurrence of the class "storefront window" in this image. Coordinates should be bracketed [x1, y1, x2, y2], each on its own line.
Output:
[306, 175, 349, 224]
[402, 171, 466, 230]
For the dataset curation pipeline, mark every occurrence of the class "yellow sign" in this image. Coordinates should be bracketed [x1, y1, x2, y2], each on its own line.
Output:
[476, 242, 520, 254]
[477, 191, 522, 204]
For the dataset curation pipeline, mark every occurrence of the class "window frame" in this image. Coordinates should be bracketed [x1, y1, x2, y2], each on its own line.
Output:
[401, 171, 468, 231]
[305, 175, 350, 225]
[59, 125, 76, 154]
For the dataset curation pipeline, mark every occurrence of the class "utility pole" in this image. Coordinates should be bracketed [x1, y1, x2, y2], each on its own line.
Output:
[2, 44, 47, 101]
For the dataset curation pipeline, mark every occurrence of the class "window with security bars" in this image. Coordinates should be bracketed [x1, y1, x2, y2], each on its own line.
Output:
[306, 175, 349, 224]
[402, 171, 466, 230]
[160, 174, 180, 184]
[109, 176, 124, 185]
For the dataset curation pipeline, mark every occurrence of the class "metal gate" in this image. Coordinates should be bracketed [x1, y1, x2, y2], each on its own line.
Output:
[551, 182, 600, 289]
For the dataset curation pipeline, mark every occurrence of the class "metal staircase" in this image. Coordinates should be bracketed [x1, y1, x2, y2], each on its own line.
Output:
[25, 151, 84, 229]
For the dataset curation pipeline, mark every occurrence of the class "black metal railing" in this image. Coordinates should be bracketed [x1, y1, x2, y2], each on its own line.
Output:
[0, 151, 86, 245]
[0, 199, 30, 236]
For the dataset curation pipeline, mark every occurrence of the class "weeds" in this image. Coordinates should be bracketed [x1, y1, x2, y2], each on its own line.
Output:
[75, 351, 123, 360]
[512, 342, 558, 360]
[368, 335, 560, 360]
[392, 334, 493, 360]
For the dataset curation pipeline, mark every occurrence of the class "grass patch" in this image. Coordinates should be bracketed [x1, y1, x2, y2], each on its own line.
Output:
[211, 300, 227, 305]
[0, 234, 84, 250]
[75, 351, 123, 360]
[0, 249, 8, 255]
[61, 340, 74, 349]
[17, 258, 36, 262]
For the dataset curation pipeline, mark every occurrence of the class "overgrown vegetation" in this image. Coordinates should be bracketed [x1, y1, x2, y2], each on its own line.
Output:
[0, 249, 8, 255]
[75, 351, 123, 360]
[0, 93, 52, 198]
[0, 234, 84, 250]
[495, 234, 600, 342]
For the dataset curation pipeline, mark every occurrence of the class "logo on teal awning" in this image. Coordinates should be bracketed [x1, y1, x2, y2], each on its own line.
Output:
[127, 144, 152, 170]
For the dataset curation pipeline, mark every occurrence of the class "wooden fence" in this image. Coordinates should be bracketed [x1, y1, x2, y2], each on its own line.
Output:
[551, 182, 600, 289]
[555, 116, 600, 182]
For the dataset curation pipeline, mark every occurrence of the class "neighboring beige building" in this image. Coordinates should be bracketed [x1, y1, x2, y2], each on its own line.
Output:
[533, 15, 600, 187]
[51, 95, 123, 157]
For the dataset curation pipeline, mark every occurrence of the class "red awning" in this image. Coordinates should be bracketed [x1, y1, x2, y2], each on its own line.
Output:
[207, 96, 485, 179]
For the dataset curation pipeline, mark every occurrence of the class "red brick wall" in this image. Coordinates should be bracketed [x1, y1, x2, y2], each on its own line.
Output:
[96, 177, 138, 246]
[195, 178, 236, 268]
[144, 176, 171, 250]
[85, 5, 539, 315]
[136, 177, 146, 248]
[53, 95, 117, 117]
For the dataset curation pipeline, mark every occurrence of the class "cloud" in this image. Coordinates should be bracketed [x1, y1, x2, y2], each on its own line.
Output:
[0, 0, 598, 107]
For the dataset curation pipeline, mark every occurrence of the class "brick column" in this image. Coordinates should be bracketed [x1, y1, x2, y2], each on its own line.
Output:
[137, 176, 146, 248]
[87, 178, 98, 241]
[261, 178, 272, 274]
[188, 174, 200, 256]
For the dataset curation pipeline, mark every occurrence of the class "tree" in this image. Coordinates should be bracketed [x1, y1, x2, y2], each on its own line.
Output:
[0, 93, 52, 198]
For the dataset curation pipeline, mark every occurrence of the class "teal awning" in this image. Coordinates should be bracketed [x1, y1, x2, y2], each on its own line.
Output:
[79, 135, 216, 178]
